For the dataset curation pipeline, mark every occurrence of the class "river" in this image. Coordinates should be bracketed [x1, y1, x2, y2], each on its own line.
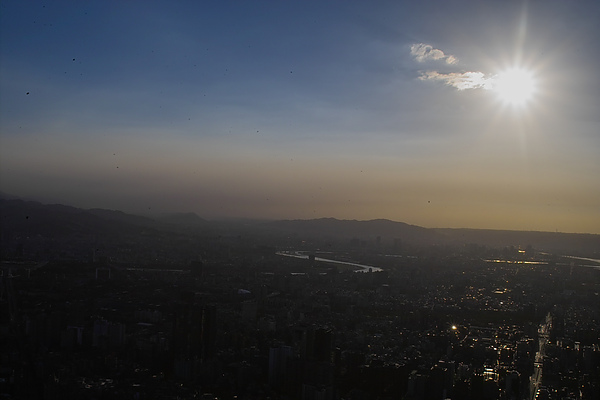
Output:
[276, 251, 383, 273]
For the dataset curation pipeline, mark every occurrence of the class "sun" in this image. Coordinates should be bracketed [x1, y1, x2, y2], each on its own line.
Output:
[492, 68, 536, 106]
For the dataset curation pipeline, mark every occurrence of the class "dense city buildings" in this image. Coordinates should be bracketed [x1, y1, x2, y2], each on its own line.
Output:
[1, 200, 599, 399]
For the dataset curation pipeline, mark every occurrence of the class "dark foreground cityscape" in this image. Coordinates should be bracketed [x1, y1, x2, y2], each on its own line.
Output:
[1, 199, 599, 400]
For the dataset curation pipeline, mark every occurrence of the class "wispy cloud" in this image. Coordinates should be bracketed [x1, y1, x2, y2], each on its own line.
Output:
[410, 43, 457, 65]
[418, 71, 494, 91]
[411, 43, 497, 91]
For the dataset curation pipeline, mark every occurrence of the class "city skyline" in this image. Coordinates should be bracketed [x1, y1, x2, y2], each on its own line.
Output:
[1, 0, 599, 234]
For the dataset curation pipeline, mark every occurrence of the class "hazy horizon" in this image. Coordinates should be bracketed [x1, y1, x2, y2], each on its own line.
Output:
[2, 1, 599, 234]
[4, 191, 599, 237]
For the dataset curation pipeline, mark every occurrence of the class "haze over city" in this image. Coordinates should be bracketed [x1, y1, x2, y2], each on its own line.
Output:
[1, 0, 599, 233]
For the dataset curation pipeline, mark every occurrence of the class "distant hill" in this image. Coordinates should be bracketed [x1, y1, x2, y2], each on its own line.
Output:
[87, 208, 159, 228]
[0, 190, 71, 205]
[0, 199, 158, 238]
[0, 191, 21, 200]
[0, 199, 214, 242]
[153, 212, 208, 227]
[264, 218, 442, 244]
[1, 199, 598, 256]
[263, 218, 599, 255]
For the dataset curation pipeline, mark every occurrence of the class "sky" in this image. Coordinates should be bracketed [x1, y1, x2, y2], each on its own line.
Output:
[1, 0, 599, 233]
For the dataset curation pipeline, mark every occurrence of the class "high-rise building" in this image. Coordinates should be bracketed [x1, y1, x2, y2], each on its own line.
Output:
[269, 345, 293, 388]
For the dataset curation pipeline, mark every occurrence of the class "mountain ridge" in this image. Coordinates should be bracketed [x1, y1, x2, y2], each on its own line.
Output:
[1, 198, 599, 255]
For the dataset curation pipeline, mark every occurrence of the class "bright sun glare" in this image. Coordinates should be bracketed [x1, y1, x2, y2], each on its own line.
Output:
[493, 68, 536, 106]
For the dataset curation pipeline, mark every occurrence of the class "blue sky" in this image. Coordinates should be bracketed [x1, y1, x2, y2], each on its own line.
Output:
[1, 0, 599, 233]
